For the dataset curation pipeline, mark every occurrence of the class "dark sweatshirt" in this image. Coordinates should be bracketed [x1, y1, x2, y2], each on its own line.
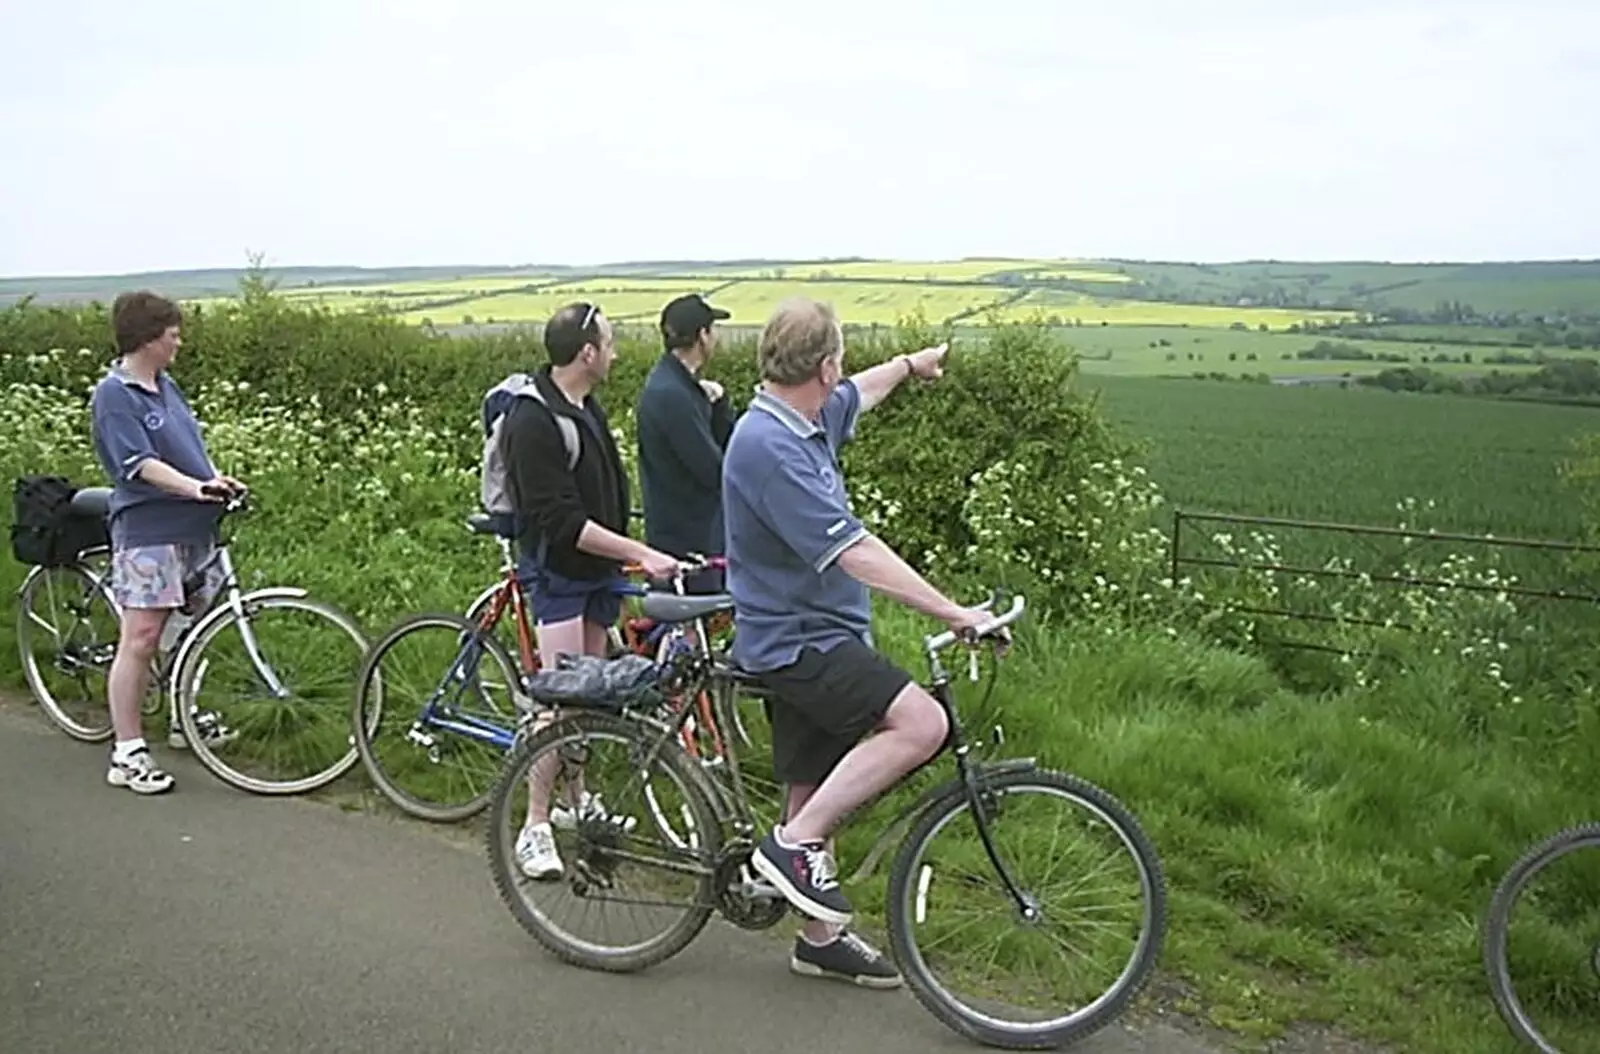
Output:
[635, 352, 735, 559]
[500, 367, 631, 582]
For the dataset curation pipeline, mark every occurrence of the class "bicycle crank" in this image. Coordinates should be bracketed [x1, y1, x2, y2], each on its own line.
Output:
[712, 846, 789, 931]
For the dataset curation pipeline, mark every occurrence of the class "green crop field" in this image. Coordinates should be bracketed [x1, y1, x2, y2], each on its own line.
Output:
[393, 278, 733, 326]
[1085, 373, 1597, 541]
[1038, 324, 1579, 378]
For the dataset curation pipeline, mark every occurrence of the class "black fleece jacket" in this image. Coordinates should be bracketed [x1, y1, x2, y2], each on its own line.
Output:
[500, 367, 631, 582]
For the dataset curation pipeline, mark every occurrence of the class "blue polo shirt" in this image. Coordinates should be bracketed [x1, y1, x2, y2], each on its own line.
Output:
[89, 363, 223, 549]
[722, 379, 872, 672]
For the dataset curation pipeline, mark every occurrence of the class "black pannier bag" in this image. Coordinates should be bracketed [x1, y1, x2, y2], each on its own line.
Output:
[10, 475, 110, 567]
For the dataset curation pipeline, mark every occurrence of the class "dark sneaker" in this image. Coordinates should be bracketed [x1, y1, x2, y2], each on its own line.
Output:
[751, 829, 853, 926]
[792, 930, 903, 989]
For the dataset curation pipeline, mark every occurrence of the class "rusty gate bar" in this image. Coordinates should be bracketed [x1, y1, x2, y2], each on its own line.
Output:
[1168, 508, 1600, 653]
[1177, 554, 1600, 604]
[1173, 509, 1600, 556]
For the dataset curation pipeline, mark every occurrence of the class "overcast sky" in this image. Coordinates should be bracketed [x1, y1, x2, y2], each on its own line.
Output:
[2, 0, 1595, 277]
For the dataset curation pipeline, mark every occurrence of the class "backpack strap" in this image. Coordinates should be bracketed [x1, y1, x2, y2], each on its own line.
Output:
[515, 381, 581, 472]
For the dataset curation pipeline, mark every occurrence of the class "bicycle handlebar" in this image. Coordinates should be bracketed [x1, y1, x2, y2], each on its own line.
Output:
[621, 553, 728, 579]
[923, 593, 1027, 655]
[200, 483, 252, 516]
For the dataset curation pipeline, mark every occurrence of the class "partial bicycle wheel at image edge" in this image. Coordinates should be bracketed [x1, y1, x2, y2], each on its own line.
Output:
[1483, 822, 1600, 1054]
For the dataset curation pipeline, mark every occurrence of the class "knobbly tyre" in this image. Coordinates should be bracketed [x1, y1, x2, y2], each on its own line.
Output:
[1481, 822, 1600, 1053]
[483, 587, 1169, 1051]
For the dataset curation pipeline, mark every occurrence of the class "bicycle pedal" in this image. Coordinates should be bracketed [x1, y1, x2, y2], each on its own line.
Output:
[742, 878, 782, 900]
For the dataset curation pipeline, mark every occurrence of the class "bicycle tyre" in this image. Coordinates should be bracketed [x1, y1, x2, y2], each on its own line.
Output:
[1482, 821, 1600, 1054]
[485, 709, 722, 974]
[353, 611, 523, 823]
[886, 766, 1168, 1051]
[175, 593, 371, 795]
[17, 562, 117, 742]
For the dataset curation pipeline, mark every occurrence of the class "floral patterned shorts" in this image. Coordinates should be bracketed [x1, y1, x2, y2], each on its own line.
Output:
[110, 543, 226, 613]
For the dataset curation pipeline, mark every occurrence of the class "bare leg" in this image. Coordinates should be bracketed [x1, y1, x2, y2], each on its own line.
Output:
[782, 782, 843, 945]
[782, 683, 948, 844]
[523, 614, 588, 827]
[108, 607, 169, 742]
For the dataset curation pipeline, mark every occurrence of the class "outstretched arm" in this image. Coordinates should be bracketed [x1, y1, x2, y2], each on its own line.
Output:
[835, 533, 967, 623]
[852, 343, 948, 413]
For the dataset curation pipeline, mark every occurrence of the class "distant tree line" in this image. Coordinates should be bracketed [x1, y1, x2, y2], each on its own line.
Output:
[1357, 357, 1600, 405]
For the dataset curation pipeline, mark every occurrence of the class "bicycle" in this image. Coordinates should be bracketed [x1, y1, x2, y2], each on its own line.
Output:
[460, 510, 733, 671]
[1482, 822, 1600, 1053]
[351, 526, 756, 825]
[18, 484, 372, 795]
[483, 588, 1169, 1051]
[16, 489, 162, 740]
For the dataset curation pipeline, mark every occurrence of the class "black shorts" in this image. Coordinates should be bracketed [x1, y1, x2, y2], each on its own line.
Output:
[754, 638, 914, 786]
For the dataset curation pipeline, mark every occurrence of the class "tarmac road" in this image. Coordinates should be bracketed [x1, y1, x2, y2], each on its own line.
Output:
[0, 696, 1224, 1054]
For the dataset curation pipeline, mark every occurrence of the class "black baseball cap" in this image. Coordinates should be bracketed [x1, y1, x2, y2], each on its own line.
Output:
[660, 293, 731, 348]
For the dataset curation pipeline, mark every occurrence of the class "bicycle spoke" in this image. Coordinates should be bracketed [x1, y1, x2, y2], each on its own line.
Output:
[180, 595, 369, 794]
[889, 770, 1165, 1045]
[1485, 824, 1600, 1052]
[487, 713, 721, 972]
[354, 614, 519, 821]
[19, 564, 119, 741]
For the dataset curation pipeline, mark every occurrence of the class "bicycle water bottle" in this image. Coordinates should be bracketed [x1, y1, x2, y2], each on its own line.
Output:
[159, 610, 193, 655]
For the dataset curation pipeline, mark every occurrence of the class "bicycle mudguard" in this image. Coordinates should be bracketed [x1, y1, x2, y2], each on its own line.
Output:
[165, 586, 313, 698]
[844, 756, 1039, 885]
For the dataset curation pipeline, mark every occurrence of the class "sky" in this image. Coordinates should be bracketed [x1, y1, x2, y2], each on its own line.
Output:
[2, 0, 1596, 276]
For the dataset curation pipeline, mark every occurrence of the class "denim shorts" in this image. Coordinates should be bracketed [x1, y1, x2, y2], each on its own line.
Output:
[520, 560, 629, 628]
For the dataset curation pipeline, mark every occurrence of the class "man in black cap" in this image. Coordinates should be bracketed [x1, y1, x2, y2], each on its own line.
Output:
[636, 292, 734, 594]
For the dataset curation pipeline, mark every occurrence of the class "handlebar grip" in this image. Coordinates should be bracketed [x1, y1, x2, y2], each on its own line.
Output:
[923, 594, 1026, 654]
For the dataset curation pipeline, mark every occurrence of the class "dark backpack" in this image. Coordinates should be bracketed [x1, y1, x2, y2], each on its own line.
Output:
[9, 475, 108, 567]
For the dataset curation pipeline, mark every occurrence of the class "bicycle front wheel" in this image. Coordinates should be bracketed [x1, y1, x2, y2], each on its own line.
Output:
[1483, 822, 1600, 1053]
[353, 611, 524, 823]
[886, 766, 1167, 1051]
[174, 593, 370, 795]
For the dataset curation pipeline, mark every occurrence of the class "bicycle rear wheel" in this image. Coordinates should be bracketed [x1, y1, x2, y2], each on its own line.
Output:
[17, 562, 119, 742]
[1483, 822, 1600, 1053]
[353, 611, 523, 822]
[886, 766, 1167, 1051]
[486, 709, 722, 974]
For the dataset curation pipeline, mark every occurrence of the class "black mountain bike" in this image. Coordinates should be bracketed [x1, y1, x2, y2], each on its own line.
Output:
[484, 587, 1168, 1050]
